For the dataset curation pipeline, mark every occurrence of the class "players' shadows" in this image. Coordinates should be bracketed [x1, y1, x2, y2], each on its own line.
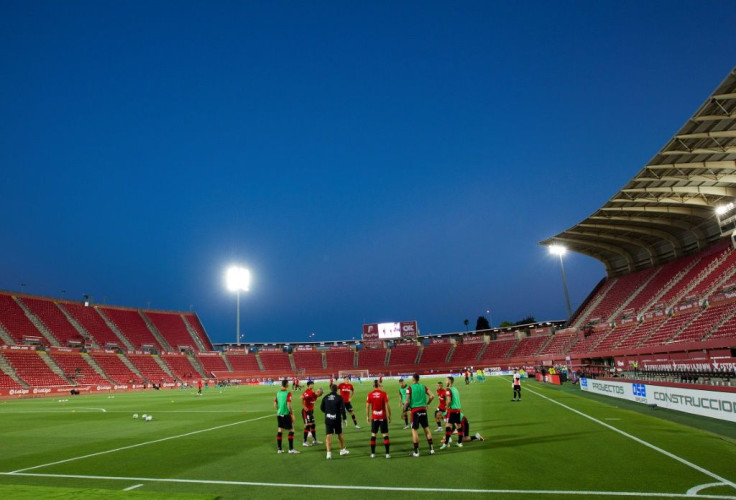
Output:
[483, 432, 586, 449]
[490, 422, 541, 429]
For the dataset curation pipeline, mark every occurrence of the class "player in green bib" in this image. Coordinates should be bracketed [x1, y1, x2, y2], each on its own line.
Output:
[398, 378, 410, 429]
[402, 373, 435, 456]
[274, 379, 300, 454]
[441, 376, 464, 448]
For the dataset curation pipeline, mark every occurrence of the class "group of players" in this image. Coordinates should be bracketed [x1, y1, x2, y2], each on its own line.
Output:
[274, 373, 484, 459]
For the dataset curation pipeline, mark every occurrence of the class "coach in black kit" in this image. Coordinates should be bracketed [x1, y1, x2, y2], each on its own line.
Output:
[320, 384, 350, 459]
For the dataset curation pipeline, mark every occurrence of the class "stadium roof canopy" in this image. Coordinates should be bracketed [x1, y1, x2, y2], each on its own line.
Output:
[541, 67, 736, 277]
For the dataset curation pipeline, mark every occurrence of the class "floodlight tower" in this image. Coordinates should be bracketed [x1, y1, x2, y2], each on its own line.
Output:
[549, 245, 573, 320]
[226, 266, 251, 346]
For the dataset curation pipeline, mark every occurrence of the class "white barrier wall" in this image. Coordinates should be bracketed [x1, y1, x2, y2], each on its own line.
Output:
[580, 378, 736, 423]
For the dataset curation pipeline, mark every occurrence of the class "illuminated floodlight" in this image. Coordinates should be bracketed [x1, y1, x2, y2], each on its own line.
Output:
[548, 245, 572, 319]
[226, 266, 250, 292]
[715, 203, 734, 216]
[548, 244, 567, 256]
[226, 266, 251, 345]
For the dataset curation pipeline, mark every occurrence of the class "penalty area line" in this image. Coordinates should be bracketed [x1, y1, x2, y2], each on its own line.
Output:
[10, 413, 272, 474]
[1, 472, 734, 498]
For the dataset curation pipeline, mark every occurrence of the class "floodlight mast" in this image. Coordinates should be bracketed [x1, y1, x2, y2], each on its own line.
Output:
[226, 266, 251, 346]
[549, 245, 573, 320]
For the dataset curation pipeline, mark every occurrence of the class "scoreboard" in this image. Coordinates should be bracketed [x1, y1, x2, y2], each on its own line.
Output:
[362, 321, 418, 342]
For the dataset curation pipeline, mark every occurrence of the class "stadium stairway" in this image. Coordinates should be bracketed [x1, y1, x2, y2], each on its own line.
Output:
[633, 257, 701, 318]
[96, 309, 136, 352]
[289, 354, 297, 372]
[255, 354, 265, 371]
[37, 351, 73, 384]
[140, 312, 172, 352]
[186, 354, 208, 378]
[222, 353, 234, 372]
[153, 355, 177, 381]
[606, 270, 662, 323]
[83, 353, 116, 384]
[475, 342, 488, 360]
[181, 314, 207, 352]
[14, 297, 60, 347]
[0, 353, 28, 388]
[118, 354, 145, 381]
[183, 314, 214, 351]
[666, 249, 732, 308]
[0, 324, 15, 345]
[56, 304, 99, 349]
[445, 344, 455, 364]
[572, 279, 617, 328]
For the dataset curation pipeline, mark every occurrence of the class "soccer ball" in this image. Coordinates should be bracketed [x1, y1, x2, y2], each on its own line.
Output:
[142, 414, 148, 419]
[145, 415, 153, 421]
[133, 413, 139, 419]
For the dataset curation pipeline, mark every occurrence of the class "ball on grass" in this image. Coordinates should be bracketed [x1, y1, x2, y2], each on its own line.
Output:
[133, 413, 139, 419]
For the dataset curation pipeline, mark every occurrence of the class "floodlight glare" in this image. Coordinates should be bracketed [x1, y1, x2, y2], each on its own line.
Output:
[715, 203, 734, 216]
[226, 265, 251, 345]
[548, 244, 567, 256]
[226, 266, 250, 292]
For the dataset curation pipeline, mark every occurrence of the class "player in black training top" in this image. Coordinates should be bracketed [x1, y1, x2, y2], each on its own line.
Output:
[320, 384, 350, 459]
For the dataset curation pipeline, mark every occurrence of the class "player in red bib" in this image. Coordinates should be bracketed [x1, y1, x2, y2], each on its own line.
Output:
[434, 381, 447, 432]
[300, 381, 322, 446]
[338, 376, 360, 429]
[365, 379, 392, 458]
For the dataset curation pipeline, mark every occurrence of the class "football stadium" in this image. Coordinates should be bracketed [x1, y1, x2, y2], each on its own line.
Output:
[3, 3, 736, 499]
[1, 66, 736, 499]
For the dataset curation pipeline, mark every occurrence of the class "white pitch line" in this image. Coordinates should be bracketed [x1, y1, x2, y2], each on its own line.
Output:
[123, 483, 143, 491]
[1, 472, 735, 499]
[688, 483, 731, 496]
[510, 379, 736, 492]
[10, 413, 272, 474]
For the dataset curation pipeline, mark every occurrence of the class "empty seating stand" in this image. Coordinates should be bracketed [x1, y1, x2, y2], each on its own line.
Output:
[126, 353, 174, 384]
[101, 308, 163, 351]
[89, 352, 141, 384]
[509, 336, 549, 359]
[419, 343, 452, 367]
[477, 338, 517, 363]
[356, 348, 386, 371]
[183, 314, 214, 351]
[146, 312, 198, 351]
[196, 353, 229, 376]
[47, 350, 109, 385]
[225, 353, 262, 374]
[161, 353, 199, 380]
[292, 350, 325, 375]
[61, 303, 123, 349]
[387, 343, 418, 370]
[0, 293, 44, 345]
[21, 297, 84, 346]
[325, 348, 355, 373]
[1, 350, 69, 387]
[449, 342, 484, 368]
[258, 352, 293, 374]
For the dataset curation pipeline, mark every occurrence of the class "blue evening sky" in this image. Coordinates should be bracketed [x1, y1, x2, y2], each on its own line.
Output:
[1, 1, 734, 344]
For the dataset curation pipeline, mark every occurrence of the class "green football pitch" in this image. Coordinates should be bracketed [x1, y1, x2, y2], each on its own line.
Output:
[0, 376, 734, 499]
